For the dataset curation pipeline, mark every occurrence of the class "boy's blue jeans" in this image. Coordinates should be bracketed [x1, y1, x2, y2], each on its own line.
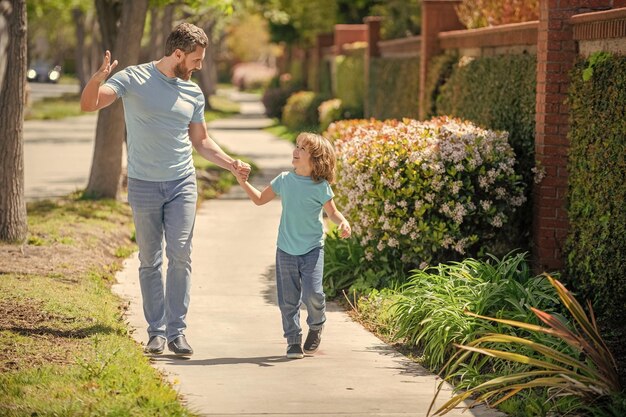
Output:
[275, 247, 326, 345]
[128, 174, 197, 342]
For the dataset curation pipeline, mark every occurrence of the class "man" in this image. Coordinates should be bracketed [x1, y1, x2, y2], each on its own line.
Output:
[81, 23, 250, 356]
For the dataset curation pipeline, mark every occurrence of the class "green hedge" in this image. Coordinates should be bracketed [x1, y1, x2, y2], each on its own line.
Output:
[436, 54, 536, 177]
[367, 57, 420, 120]
[566, 53, 626, 326]
[424, 52, 459, 120]
[334, 48, 365, 116]
[436, 54, 536, 250]
[319, 59, 332, 96]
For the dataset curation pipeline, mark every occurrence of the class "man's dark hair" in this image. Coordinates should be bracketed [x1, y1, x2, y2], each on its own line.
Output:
[165, 23, 208, 56]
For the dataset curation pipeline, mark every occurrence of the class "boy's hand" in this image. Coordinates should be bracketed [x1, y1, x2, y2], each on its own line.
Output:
[338, 221, 351, 239]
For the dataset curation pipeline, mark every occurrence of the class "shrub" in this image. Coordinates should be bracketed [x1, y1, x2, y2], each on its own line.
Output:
[424, 52, 459, 119]
[323, 229, 405, 298]
[334, 47, 365, 116]
[436, 54, 536, 250]
[318, 98, 344, 132]
[281, 90, 327, 131]
[261, 87, 294, 119]
[368, 57, 420, 119]
[566, 53, 626, 328]
[326, 117, 526, 269]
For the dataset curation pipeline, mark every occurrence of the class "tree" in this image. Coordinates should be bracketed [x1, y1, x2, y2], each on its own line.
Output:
[85, 0, 148, 199]
[0, 1, 11, 87]
[0, 0, 27, 242]
[184, 3, 231, 103]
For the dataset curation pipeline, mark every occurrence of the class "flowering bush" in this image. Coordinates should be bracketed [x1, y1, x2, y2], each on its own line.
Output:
[326, 117, 526, 268]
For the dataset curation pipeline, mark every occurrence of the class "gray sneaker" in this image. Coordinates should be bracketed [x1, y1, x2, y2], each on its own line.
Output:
[144, 335, 166, 354]
[286, 344, 304, 359]
[168, 335, 194, 356]
[303, 326, 323, 354]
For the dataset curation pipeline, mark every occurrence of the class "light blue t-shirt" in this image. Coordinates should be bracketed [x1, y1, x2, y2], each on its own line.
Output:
[104, 62, 205, 181]
[271, 171, 334, 256]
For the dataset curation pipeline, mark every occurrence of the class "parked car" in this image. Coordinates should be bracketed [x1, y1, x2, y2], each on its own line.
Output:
[27, 62, 62, 83]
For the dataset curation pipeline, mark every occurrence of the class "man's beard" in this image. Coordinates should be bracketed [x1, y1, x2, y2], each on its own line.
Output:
[173, 62, 192, 80]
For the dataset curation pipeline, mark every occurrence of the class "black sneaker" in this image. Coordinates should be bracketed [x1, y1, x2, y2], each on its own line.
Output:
[303, 326, 323, 354]
[286, 344, 304, 359]
[168, 335, 194, 356]
[144, 335, 166, 354]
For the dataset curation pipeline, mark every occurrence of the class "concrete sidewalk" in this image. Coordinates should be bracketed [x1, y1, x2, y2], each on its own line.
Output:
[24, 114, 97, 201]
[113, 92, 502, 417]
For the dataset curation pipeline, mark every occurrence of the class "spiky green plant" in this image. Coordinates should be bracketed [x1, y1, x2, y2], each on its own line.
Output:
[392, 253, 559, 369]
[429, 275, 621, 416]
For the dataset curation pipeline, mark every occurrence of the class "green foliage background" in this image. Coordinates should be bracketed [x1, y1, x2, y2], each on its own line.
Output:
[566, 53, 626, 326]
[334, 48, 365, 116]
[367, 57, 420, 119]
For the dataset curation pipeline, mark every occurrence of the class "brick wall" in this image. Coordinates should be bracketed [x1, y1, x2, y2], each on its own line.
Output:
[533, 0, 617, 272]
[419, 0, 464, 120]
[334, 24, 368, 55]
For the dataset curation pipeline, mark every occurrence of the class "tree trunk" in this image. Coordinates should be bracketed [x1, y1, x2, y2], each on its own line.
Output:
[72, 7, 87, 91]
[145, 3, 175, 62]
[0, 0, 10, 88]
[148, 7, 160, 61]
[196, 19, 218, 108]
[95, 0, 120, 52]
[161, 3, 174, 50]
[0, 0, 27, 242]
[86, 0, 148, 199]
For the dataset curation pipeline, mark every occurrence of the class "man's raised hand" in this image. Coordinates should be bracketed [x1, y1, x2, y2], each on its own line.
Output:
[93, 50, 118, 83]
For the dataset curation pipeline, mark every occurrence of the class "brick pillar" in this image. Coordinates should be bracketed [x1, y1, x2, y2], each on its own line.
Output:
[419, 0, 464, 120]
[313, 33, 333, 93]
[364, 16, 382, 117]
[532, 0, 613, 272]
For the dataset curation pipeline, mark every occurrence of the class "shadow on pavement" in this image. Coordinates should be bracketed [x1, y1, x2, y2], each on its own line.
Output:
[160, 355, 292, 367]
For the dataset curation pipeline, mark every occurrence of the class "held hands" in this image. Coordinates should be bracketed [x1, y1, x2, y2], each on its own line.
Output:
[232, 159, 251, 182]
[338, 220, 351, 239]
[92, 50, 118, 83]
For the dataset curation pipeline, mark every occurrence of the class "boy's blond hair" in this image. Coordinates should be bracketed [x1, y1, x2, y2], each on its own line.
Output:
[297, 133, 336, 183]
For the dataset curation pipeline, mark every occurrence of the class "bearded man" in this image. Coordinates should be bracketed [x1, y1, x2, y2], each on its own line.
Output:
[80, 23, 250, 357]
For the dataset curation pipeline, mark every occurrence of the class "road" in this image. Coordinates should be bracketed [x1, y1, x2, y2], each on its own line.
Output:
[28, 81, 80, 102]
[24, 82, 94, 201]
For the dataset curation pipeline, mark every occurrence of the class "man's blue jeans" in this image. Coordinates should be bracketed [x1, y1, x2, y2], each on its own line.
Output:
[275, 247, 326, 345]
[127, 174, 197, 342]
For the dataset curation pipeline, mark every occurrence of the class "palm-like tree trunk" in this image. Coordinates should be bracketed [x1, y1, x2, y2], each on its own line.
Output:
[0, 0, 27, 242]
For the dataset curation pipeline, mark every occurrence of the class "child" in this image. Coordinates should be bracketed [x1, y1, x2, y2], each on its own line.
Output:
[236, 132, 351, 359]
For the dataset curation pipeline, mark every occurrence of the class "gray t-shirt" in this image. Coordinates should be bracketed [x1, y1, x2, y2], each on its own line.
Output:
[105, 62, 205, 181]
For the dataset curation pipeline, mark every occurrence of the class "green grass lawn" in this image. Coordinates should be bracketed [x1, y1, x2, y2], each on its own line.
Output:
[26, 93, 84, 120]
[0, 195, 196, 416]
